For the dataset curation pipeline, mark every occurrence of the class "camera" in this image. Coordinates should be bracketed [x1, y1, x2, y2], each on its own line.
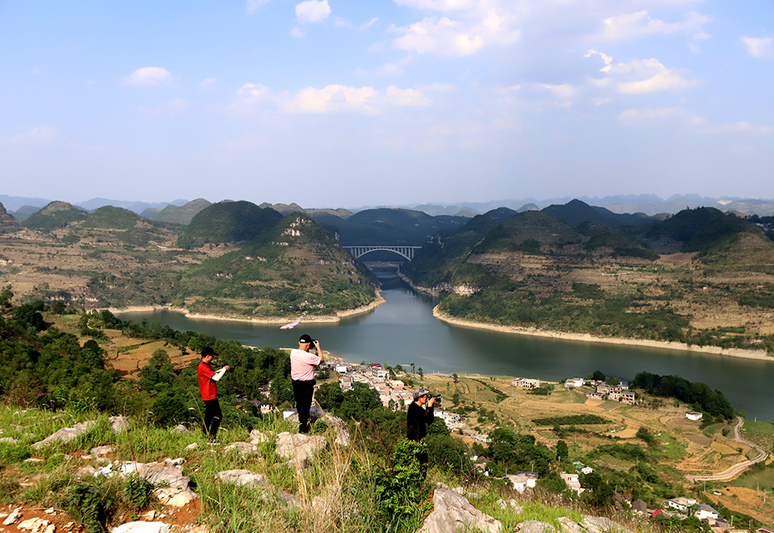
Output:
[432, 394, 441, 404]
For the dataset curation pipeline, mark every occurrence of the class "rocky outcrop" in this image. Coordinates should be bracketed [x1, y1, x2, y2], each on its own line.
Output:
[95, 459, 197, 508]
[418, 487, 502, 533]
[32, 420, 98, 448]
[275, 432, 326, 467]
[223, 442, 258, 457]
[217, 469, 268, 489]
[518, 522, 556, 533]
[581, 517, 635, 533]
[111, 522, 170, 533]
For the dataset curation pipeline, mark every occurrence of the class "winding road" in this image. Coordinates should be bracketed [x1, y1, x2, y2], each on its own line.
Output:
[685, 416, 769, 483]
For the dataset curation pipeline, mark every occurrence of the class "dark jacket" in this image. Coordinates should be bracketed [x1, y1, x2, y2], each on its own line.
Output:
[407, 401, 434, 441]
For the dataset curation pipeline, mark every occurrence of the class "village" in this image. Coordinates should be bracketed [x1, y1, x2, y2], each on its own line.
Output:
[301, 360, 751, 532]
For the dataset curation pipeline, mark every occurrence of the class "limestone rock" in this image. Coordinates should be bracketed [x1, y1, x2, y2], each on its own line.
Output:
[160, 488, 197, 508]
[418, 487, 502, 533]
[32, 420, 97, 448]
[223, 442, 257, 457]
[184, 443, 199, 451]
[91, 445, 112, 456]
[3, 507, 23, 525]
[0, 437, 19, 444]
[286, 406, 324, 426]
[96, 459, 197, 507]
[249, 429, 269, 443]
[557, 517, 584, 533]
[77, 465, 97, 478]
[109, 416, 130, 433]
[581, 517, 635, 533]
[277, 490, 300, 509]
[18, 517, 50, 532]
[519, 521, 556, 533]
[217, 469, 268, 489]
[171, 425, 188, 434]
[111, 521, 170, 533]
[275, 432, 326, 464]
[496, 499, 523, 514]
[323, 413, 350, 446]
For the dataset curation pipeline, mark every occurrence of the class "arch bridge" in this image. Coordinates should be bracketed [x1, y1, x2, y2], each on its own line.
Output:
[342, 245, 423, 261]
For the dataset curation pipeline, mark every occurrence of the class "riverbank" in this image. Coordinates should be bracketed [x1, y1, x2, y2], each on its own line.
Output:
[108, 291, 386, 325]
[433, 307, 774, 362]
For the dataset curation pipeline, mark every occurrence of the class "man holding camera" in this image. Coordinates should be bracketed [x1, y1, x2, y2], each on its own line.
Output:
[290, 334, 323, 434]
[407, 388, 436, 476]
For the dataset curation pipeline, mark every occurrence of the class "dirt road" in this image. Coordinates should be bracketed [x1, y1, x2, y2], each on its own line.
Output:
[685, 416, 768, 482]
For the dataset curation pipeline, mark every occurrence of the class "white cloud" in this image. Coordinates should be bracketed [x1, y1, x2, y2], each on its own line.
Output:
[229, 83, 431, 115]
[541, 83, 575, 98]
[198, 77, 217, 88]
[376, 62, 406, 76]
[700, 121, 774, 135]
[394, 0, 478, 11]
[418, 82, 457, 93]
[295, 0, 331, 24]
[595, 10, 711, 42]
[246, 0, 270, 14]
[290, 26, 306, 38]
[591, 97, 612, 106]
[1, 126, 57, 145]
[123, 67, 177, 87]
[617, 107, 704, 128]
[392, 9, 518, 58]
[587, 53, 702, 94]
[360, 17, 379, 30]
[741, 37, 774, 58]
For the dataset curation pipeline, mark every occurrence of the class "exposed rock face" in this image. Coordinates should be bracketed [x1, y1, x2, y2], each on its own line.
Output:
[223, 442, 258, 457]
[217, 469, 268, 489]
[418, 487, 502, 533]
[324, 414, 350, 447]
[0, 202, 21, 234]
[111, 522, 171, 533]
[275, 432, 326, 465]
[249, 429, 269, 443]
[95, 459, 197, 508]
[109, 416, 130, 433]
[556, 517, 585, 533]
[32, 420, 98, 448]
[496, 498, 523, 514]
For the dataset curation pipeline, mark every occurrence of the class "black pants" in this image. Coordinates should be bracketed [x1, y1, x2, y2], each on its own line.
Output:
[203, 398, 222, 439]
[292, 379, 315, 433]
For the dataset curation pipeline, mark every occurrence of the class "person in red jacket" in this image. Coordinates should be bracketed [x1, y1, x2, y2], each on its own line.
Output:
[197, 346, 230, 443]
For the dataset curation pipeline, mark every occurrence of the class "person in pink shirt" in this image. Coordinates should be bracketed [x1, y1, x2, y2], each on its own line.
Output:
[290, 334, 323, 433]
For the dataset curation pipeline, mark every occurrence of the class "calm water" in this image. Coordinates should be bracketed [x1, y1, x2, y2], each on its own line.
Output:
[118, 271, 774, 421]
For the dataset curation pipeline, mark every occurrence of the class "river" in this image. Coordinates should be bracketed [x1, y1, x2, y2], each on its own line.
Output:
[118, 270, 774, 421]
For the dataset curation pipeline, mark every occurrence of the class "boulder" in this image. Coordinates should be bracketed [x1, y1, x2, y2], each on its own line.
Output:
[249, 429, 269, 444]
[91, 445, 112, 456]
[0, 437, 18, 444]
[32, 420, 97, 448]
[275, 432, 326, 465]
[3, 507, 23, 526]
[223, 442, 257, 457]
[109, 416, 130, 433]
[217, 469, 268, 489]
[184, 443, 199, 451]
[496, 499, 523, 514]
[18, 517, 50, 532]
[95, 460, 197, 507]
[581, 517, 635, 533]
[323, 414, 350, 447]
[557, 517, 584, 533]
[418, 487, 502, 533]
[286, 406, 324, 426]
[171, 425, 188, 434]
[111, 521, 170, 533]
[519, 522, 556, 533]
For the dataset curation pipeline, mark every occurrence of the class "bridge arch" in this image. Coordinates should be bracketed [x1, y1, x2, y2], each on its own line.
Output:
[342, 245, 423, 261]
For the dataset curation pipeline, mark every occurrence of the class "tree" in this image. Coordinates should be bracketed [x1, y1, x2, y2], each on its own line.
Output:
[556, 440, 569, 462]
[418, 367, 424, 380]
[452, 391, 461, 405]
[452, 373, 459, 384]
[0, 289, 12, 308]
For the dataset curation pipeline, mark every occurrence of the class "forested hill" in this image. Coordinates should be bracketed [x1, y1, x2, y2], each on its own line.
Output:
[402, 202, 774, 354]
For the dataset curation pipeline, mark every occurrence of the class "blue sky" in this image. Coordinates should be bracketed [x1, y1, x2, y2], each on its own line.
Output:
[1, 0, 772, 208]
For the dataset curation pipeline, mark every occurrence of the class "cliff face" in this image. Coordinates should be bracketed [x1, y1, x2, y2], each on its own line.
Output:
[0, 202, 21, 234]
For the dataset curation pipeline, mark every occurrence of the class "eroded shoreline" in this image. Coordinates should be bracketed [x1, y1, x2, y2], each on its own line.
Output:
[433, 307, 773, 362]
[108, 290, 386, 325]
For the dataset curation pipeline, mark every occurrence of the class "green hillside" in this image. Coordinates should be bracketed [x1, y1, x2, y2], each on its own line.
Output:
[83, 206, 141, 229]
[0, 202, 21, 234]
[22, 201, 87, 230]
[152, 198, 211, 225]
[175, 213, 378, 317]
[645, 207, 760, 252]
[176, 200, 282, 248]
[577, 220, 659, 260]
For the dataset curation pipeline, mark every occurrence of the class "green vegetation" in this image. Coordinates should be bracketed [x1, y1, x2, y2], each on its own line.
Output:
[22, 201, 87, 230]
[532, 414, 611, 426]
[83, 206, 140, 229]
[177, 200, 283, 248]
[630, 372, 736, 420]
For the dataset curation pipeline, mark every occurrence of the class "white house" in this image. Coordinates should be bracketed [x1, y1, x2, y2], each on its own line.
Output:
[668, 497, 696, 512]
[565, 378, 584, 388]
[335, 365, 349, 374]
[686, 412, 703, 421]
[695, 504, 719, 520]
[580, 466, 594, 475]
[560, 473, 582, 494]
[506, 474, 537, 493]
